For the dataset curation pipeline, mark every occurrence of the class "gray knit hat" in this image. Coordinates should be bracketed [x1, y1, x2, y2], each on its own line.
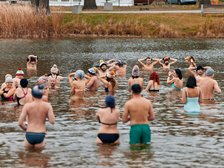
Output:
[205, 68, 215, 76]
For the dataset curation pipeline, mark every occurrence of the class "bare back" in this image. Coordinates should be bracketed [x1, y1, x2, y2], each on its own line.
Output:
[86, 76, 99, 91]
[123, 96, 154, 125]
[19, 100, 55, 133]
[199, 77, 221, 99]
[96, 107, 119, 133]
[128, 77, 144, 91]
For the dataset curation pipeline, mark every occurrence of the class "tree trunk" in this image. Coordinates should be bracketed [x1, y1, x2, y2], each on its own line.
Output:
[83, 0, 97, 9]
[31, 0, 50, 15]
[39, 0, 50, 14]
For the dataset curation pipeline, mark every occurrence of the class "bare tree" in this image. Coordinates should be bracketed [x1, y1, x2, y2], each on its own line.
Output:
[83, 0, 97, 9]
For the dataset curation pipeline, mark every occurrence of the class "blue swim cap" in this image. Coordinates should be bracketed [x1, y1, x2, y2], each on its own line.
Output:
[105, 95, 115, 108]
[75, 70, 85, 80]
[32, 85, 44, 99]
[88, 68, 96, 75]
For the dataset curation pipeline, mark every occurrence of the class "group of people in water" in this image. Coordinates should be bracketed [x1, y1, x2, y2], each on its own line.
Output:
[0, 54, 222, 150]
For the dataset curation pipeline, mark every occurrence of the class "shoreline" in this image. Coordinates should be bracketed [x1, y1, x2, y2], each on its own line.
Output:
[1, 5, 224, 39]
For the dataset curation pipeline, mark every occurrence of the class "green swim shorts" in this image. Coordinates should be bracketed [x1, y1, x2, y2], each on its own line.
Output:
[130, 124, 151, 145]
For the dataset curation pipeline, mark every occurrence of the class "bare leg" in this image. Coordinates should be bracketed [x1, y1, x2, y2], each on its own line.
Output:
[24, 139, 34, 150]
[96, 137, 103, 144]
[34, 141, 45, 151]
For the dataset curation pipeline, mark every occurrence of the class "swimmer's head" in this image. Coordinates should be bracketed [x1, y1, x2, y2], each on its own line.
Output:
[163, 56, 170, 65]
[5, 74, 12, 80]
[105, 95, 116, 108]
[88, 68, 96, 76]
[27, 55, 38, 63]
[32, 85, 44, 99]
[186, 76, 197, 88]
[20, 78, 28, 88]
[205, 68, 215, 77]
[75, 70, 85, 80]
[196, 65, 204, 75]
[149, 71, 160, 85]
[132, 65, 140, 78]
[185, 56, 196, 63]
[174, 69, 183, 80]
[145, 57, 151, 64]
[5, 76, 13, 83]
[116, 60, 124, 67]
[99, 62, 107, 71]
[131, 84, 142, 94]
[16, 68, 24, 77]
[51, 64, 59, 75]
[37, 76, 48, 88]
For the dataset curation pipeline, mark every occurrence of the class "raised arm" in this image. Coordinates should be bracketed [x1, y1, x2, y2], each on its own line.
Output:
[167, 76, 175, 84]
[68, 72, 75, 87]
[152, 58, 159, 66]
[169, 58, 177, 65]
[138, 58, 146, 67]
[158, 59, 164, 66]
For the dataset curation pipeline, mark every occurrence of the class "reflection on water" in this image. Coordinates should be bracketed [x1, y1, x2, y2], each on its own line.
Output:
[0, 38, 223, 167]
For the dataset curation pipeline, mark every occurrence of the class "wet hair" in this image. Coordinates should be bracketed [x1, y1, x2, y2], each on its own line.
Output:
[131, 84, 142, 94]
[106, 77, 116, 89]
[196, 65, 204, 71]
[149, 71, 160, 85]
[105, 95, 116, 109]
[145, 57, 151, 61]
[20, 79, 28, 88]
[189, 56, 195, 62]
[186, 76, 197, 88]
[116, 60, 124, 67]
[32, 85, 44, 99]
[175, 69, 182, 80]
[163, 56, 170, 62]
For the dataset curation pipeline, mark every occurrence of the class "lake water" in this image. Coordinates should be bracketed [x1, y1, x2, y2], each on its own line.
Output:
[0, 38, 223, 168]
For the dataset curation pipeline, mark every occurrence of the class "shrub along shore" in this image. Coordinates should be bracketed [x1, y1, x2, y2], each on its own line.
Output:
[0, 4, 224, 39]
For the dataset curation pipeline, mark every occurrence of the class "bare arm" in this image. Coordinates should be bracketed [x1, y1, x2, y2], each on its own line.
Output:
[122, 102, 130, 123]
[198, 88, 202, 104]
[3, 88, 15, 98]
[187, 67, 196, 77]
[145, 80, 152, 92]
[214, 81, 221, 93]
[169, 58, 177, 65]
[148, 101, 155, 121]
[152, 59, 159, 66]
[100, 77, 109, 86]
[158, 59, 164, 66]
[47, 104, 55, 124]
[138, 58, 146, 67]
[18, 105, 28, 131]
[13, 89, 18, 100]
[181, 88, 187, 104]
[68, 73, 75, 87]
[128, 79, 132, 92]
[86, 77, 95, 88]
[167, 76, 175, 84]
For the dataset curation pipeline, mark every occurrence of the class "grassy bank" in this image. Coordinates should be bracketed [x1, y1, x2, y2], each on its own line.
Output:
[1, 4, 224, 38]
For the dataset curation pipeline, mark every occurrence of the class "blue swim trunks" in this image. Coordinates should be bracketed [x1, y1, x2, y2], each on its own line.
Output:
[25, 132, 46, 145]
[130, 124, 151, 145]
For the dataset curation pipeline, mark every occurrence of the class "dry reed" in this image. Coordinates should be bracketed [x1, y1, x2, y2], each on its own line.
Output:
[1, 4, 224, 38]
